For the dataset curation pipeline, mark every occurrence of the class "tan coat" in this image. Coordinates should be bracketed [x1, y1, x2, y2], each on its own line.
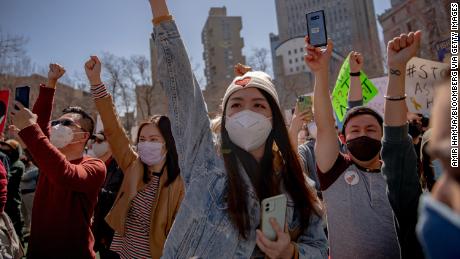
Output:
[95, 96, 184, 259]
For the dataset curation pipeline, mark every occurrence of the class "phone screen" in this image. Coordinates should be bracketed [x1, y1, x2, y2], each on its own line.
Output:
[15, 86, 30, 109]
[306, 10, 327, 47]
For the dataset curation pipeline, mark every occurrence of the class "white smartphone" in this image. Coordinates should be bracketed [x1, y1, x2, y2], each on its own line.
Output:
[261, 194, 287, 241]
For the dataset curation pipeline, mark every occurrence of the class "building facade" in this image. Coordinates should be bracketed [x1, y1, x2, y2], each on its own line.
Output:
[0, 73, 96, 136]
[379, 0, 451, 63]
[270, 0, 384, 109]
[272, 36, 345, 108]
[202, 7, 246, 113]
[136, 34, 169, 125]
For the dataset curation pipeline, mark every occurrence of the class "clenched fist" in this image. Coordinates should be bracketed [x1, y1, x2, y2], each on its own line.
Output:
[47, 63, 66, 88]
[349, 51, 363, 73]
[48, 63, 66, 81]
[387, 31, 421, 68]
[84, 56, 102, 86]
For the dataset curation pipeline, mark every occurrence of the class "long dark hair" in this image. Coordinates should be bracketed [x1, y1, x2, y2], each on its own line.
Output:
[136, 115, 180, 185]
[221, 89, 321, 239]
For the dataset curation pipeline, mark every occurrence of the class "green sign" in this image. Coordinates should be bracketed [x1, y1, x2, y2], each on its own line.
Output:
[332, 56, 379, 121]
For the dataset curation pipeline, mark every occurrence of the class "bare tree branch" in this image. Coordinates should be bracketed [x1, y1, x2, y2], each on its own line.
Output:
[0, 30, 33, 76]
[247, 47, 271, 74]
[101, 52, 135, 131]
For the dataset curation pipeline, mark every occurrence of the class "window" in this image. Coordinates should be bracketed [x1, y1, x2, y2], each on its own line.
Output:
[296, 66, 299, 72]
[222, 22, 231, 41]
[289, 59, 292, 64]
[300, 48, 304, 52]
[290, 68, 294, 73]
[295, 58, 298, 63]
[288, 50, 292, 55]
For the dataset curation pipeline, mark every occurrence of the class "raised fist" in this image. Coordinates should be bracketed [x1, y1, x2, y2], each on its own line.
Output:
[48, 63, 66, 81]
[84, 56, 102, 85]
[387, 31, 421, 68]
[349, 51, 363, 73]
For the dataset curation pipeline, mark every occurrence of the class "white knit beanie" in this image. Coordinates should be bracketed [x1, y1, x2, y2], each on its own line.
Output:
[222, 71, 279, 108]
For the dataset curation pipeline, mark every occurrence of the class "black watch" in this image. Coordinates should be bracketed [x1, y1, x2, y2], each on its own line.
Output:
[349, 71, 361, 76]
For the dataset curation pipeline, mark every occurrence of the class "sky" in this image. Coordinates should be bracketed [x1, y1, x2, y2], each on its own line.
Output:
[0, 0, 391, 85]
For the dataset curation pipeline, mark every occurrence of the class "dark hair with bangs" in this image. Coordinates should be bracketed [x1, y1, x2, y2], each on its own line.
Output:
[136, 115, 180, 185]
[221, 88, 321, 238]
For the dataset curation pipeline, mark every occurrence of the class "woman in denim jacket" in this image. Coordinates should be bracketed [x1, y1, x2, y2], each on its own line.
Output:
[149, 1, 328, 258]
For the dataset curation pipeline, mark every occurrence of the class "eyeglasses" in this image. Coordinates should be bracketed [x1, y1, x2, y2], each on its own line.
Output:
[51, 119, 87, 132]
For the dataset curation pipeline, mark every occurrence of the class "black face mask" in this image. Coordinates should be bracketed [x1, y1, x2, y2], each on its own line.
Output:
[346, 136, 382, 162]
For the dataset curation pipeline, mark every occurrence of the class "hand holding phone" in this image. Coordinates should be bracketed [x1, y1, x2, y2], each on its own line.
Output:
[261, 194, 287, 241]
[306, 10, 327, 47]
[296, 95, 313, 114]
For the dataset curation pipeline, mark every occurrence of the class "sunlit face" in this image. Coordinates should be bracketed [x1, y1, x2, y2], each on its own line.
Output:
[138, 123, 167, 153]
[344, 114, 382, 141]
[57, 113, 90, 143]
[139, 124, 165, 143]
[225, 88, 272, 118]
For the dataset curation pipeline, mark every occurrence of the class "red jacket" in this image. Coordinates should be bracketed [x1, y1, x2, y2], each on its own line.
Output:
[0, 160, 7, 213]
[19, 86, 106, 259]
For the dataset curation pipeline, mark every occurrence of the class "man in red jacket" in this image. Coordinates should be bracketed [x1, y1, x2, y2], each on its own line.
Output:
[11, 63, 106, 259]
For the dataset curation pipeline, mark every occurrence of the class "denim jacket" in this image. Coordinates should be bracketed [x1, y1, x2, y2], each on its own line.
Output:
[154, 20, 328, 259]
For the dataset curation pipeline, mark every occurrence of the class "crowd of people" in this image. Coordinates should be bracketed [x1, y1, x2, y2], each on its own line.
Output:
[0, 0, 458, 258]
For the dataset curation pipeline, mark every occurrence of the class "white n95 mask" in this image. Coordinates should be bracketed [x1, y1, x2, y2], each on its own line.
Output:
[50, 124, 74, 149]
[225, 110, 272, 152]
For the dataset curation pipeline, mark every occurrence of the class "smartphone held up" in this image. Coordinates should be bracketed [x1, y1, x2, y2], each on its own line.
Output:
[306, 10, 327, 47]
[15, 86, 30, 109]
[297, 95, 313, 114]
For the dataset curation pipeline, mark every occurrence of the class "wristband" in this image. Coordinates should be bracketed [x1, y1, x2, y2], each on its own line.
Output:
[349, 71, 361, 77]
[152, 15, 173, 25]
[384, 94, 406, 101]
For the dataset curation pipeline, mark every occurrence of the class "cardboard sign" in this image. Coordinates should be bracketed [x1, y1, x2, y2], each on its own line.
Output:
[0, 90, 10, 133]
[366, 76, 388, 116]
[332, 56, 379, 121]
[434, 39, 450, 62]
[405, 57, 450, 116]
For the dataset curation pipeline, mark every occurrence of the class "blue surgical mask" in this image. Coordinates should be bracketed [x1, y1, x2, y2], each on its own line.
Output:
[431, 159, 443, 180]
[417, 194, 460, 258]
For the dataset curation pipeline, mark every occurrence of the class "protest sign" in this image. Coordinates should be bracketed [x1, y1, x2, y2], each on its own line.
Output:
[366, 76, 388, 116]
[331, 55, 379, 121]
[405, 57, 450, 116]
[434, 38, 450, 62]
[0, 90, 10, 133]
